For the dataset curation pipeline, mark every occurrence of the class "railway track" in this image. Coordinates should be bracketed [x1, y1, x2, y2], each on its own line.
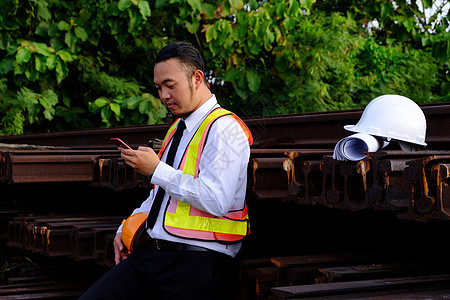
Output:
[1, 103, 450, 299]
[1, 102, 450, 150]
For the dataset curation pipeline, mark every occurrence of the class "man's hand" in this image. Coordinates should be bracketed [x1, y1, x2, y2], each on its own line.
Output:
[114, 233, 129, 264]
[120, 146, 160, 176]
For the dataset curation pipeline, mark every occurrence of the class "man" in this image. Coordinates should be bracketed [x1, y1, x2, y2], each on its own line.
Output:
[79, 42, 252, 299]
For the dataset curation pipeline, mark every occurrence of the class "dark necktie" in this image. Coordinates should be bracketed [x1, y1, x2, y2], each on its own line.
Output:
[147, 120, 186, 229]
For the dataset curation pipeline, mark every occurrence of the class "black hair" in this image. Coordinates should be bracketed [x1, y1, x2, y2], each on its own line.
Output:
[155, 42, 206, 76]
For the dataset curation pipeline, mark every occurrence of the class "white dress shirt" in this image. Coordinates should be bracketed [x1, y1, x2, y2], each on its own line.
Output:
[118, 95, 250, 257]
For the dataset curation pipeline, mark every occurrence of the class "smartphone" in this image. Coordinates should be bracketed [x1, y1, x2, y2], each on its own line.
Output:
[110, 137, 132, 150]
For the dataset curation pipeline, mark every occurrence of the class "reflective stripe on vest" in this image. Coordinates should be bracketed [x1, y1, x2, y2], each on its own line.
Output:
[158, 107, 252, 243]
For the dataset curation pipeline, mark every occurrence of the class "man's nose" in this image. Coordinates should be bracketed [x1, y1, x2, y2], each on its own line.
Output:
[160, 88, 171, 101]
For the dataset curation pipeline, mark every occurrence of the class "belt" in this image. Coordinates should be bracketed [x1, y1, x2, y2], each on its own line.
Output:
[139, 232, 210, 252]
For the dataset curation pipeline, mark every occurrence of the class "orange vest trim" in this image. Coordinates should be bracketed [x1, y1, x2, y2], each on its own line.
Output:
[159, 107, 252, 243]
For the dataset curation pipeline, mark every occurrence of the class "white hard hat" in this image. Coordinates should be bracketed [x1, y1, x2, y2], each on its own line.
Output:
[344, 95, 427, 146]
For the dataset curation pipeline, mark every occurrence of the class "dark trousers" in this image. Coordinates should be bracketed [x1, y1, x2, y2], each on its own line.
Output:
[78, 242, 233, 300]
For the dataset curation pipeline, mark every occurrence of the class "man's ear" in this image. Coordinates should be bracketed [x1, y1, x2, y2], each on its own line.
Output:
[192, 69, 204, 90]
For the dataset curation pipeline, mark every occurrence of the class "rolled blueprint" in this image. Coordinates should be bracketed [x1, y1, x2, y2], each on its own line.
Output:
[333, 133, 389, 161]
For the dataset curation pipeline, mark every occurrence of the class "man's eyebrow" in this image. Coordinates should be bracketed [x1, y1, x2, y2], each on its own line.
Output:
[154, 79, 174, 86]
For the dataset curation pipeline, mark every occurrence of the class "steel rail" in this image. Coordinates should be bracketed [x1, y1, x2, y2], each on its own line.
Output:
[2, 104, 450, 299]
[0, 103, 448, 149]
[0, 150, 119, 183]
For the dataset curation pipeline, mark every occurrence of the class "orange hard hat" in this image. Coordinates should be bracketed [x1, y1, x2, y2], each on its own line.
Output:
[121, 212, 148, 254]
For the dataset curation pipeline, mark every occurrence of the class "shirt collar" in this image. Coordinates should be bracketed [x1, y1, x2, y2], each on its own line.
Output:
[183, 94, 219, 133]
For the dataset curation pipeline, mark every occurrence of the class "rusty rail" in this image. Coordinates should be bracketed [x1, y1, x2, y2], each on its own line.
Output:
[0, 253, 107, 299]
[271, 274, 450, 299]
[91, 156, 152, 190]
[247, 149, 450, 222]
[7, 215, 123, 267]
[2, 148, 450, 222]
[238, 250, 450, 300]
[0, 150, 118, 184]
[1, 103, 449, 150]
[1, 103, 450, 300]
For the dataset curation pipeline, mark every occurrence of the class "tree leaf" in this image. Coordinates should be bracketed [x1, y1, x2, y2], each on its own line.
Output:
[57, 21, 71, 31]
[299, 0, 315, 11]
[276, 2, 286, 18]
[46, 54, 57, 70]
[249, 0, 258, 10]
[35, 43, 50, 56]
[202, 3, 215, 18]
[187, 0, 202, 11]
[228, 0, 243, 10]
[14, 61, 26, 75]
[64, 30, 77, 48]
[42, 90, 59, 106]
[25, 61, 39, 81]
[206, 25, 216, 42]
[118, 0, 131, 11]
[50, 36, 64, 50]
[94, 97, 109, 108]
[125, 97, 141, 109]
[275, 53, 288, 72]
[283, 17, 296, 30]
[288, 0, 300, 16]
[101, 107, 112, 125]
[58, 49, 74, 62]
[16, 48, 32, 64]
[110, 102, 121, 115]
[0, 56, 14, 75]
[224, 68, 241, 81]
[37, 0, 52, 21]
[35, 22, 49, 37]
[55, 61, 68, 83]
[35, 55, 46, 72]
[186, 17, 200, 33]
[74, 27, 88, 41]
[138, 1, 151, 19]
[138, 99, 152, 114]
[0, 31, 9, 50]
[246, 70, 260, 92]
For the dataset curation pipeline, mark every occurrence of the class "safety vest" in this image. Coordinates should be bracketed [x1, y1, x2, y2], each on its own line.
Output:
[158, 107, 253, 243]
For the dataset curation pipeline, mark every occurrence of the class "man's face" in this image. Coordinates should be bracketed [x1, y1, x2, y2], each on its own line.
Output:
[154, 58, 197, 118]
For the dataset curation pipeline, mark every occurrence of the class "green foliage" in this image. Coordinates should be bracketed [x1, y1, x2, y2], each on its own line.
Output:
[353, 38, 440, 105]
[0, 0, 448, 135]
[89, 93, 166, 127]
[313, 0, 449, 105]
[0, 0, 161, 134]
